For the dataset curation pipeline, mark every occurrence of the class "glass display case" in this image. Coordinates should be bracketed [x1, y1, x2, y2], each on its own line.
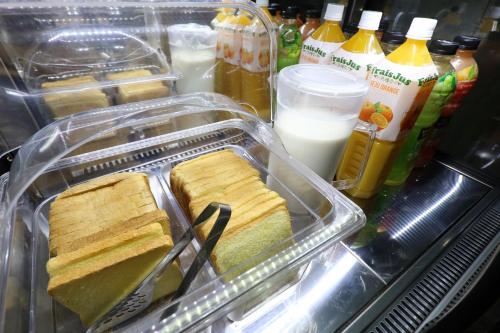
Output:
[0, 1, 498, 332]
[0, 0, 277, 154]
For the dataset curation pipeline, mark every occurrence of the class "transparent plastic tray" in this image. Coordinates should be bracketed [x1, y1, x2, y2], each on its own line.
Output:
[0, 0, 276, 125]
[0, 93, 366, 332]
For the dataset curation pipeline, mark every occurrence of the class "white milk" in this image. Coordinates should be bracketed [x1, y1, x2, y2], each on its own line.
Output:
[274, 105, 358, 181]
[171, 48, 216, 94]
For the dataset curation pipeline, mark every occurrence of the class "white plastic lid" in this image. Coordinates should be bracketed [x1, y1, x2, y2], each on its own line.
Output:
[324, 4, 344, 22]
[256, 0, 269, 6]
[167, 23, 218, 49]
[406, 17, 438, 40]
[279, 64, 369, 98]
[358, 11, 383, 30]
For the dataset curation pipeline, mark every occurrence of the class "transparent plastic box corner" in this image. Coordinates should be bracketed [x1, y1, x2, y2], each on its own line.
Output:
[0, 0, 277, 125]
[0, 93, 366, 333]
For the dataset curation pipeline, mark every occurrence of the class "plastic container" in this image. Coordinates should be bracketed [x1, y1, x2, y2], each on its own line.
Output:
[167, 24, 218, 94]
[336, 17, 438, 198]
[240, 0, 274, 121]
[330, 10, 385, 79]
[277, 7, 303, 71]
[299, 4, 345, 64]
[386, 40, 459, 185]
[274, 64, 374, 189]
[0, 93, 366, 332]
[0, 1, 277, 129]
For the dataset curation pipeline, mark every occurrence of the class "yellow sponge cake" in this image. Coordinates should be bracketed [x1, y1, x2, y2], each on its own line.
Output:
[106, 69, 169, 104]
[170, 150, 293, 275]
[42, 76, 109, 118]
[47, 172, 182, 326]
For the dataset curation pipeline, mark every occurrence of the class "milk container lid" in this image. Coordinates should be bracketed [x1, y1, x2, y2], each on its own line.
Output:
[406, 17, 437, 40]
[279, 64, 369, 98]
[167, 23, 217, 49]
[324, 4, 344, 22]
[358, 11, 383, 30]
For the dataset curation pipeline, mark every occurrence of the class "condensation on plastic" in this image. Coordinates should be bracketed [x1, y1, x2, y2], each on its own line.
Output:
[0, 92, 368, 332]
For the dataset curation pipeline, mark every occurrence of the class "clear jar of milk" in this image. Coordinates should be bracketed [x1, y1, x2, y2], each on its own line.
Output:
[274, 65, 369, 182]
[167, 24, 218, 94]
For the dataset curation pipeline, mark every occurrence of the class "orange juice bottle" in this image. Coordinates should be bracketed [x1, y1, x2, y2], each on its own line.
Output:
[241, 0, 273, 121]
[222, 10, 252, 100]
[212, 7, 234, 94]
[336, 18, 439, 198]
[330, 10, 385, 79]
[298, 4, 345, 64]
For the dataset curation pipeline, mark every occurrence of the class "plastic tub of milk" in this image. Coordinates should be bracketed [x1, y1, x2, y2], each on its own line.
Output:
[273, 65, 374, 194]
[167, 23, 218, 94]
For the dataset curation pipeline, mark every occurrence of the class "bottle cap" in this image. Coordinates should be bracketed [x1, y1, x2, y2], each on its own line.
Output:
[324, 4, 344, 22]
[454, 35, 481, 50]
[381, 31, 405, 45]
[357, 11, 383, 30]
[281, 6, 298, 19]
[406, 17, 437, 40]
[306, 9, 321, 19]
[379, 17, 391, 32]
[256, 0, 269, 7]
[268, 2, 281, 10]
[428, 39, 459, 55]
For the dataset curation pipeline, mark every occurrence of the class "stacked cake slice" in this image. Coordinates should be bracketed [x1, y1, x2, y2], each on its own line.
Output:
[170, 150, 293, 274]
[47, 172, 182, 326]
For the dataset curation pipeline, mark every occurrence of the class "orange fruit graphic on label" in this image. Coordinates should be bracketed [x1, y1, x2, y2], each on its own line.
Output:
[359, 101, 376, 121]
[370, 112, 389, 130]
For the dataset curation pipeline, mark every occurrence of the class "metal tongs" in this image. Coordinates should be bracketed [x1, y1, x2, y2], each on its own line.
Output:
[88, 203, 231, 333]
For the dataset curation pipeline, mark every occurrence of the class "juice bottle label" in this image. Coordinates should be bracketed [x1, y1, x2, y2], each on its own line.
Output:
[215, 24, 225, 59]
[441, 64, 478, 117]
[299, 38, 343, 64]
[359, 59, 438, 142]
[420, 71, 457, 121]
[330, 47, 385, 79]
[222, 25, 242, 65]
[241, 30, 270, 72]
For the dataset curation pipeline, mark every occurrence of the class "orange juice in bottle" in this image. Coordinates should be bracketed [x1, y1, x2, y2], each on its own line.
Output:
[299, 4, 345, 64]
[222, 10, 252, 100]
[336, 18, 439, 198]
[212, 7, 234, 94]
[330, 10, 385, 79]
[241, 0, 273, 121]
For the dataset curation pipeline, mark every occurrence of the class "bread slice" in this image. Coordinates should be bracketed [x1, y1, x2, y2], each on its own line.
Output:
[49, 173, 158, 256]
[105, 69, 169, 104]
[47, 223, 181, 326]
[42, 76, 109, 117]
[170, 150, 293, 275]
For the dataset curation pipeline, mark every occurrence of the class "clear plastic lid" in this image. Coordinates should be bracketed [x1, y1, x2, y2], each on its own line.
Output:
[277, 64, 369, 115]
[167, 23, 218, 50]
[0, 0, 277, 128]
[0, 93, 369, 333]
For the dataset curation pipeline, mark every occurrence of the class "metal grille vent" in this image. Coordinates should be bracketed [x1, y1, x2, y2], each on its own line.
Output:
[369, 207, 500, 333]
